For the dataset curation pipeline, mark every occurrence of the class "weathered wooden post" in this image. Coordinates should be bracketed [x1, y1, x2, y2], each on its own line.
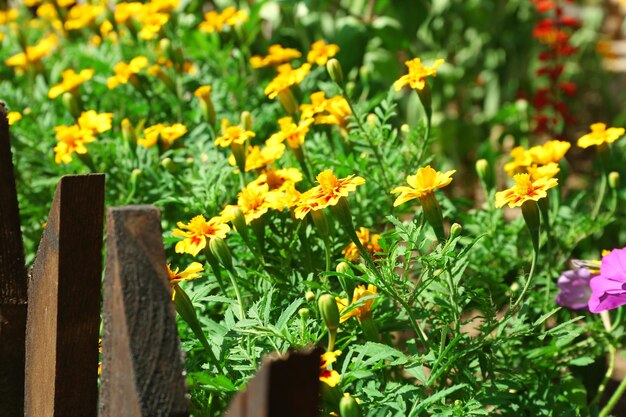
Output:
[23, 174, 105, 417]
[99, 205, 189, 417]
[0, 103, 28, 415]
[225, 349, 321, 417]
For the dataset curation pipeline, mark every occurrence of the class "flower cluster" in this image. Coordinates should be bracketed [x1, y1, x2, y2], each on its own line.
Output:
[53, 111, 113, 164]
[137, 123, 188, 149]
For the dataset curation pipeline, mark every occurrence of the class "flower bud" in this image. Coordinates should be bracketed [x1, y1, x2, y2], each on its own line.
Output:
[475, 159, 489, 182]
[609, 171, 620, 190]
[231, 207, 248, 239]
[298, 307, 310, 319]
[305, 291, 316, 303]
[521, 201, 541, 252]
[209, 237, 233, 270]
[336, 262, 350, 274]
[400, 124, 410, 135]
[62, 92, 81, 119]
[278, 89, 298, 115]
[449, 223, 462, 239]
[339, 394, 360, 417]
[240, 111, 253, 131]
[311, 209, 330, 238]
[327, 58, 344, 86]
[230, 142, 246, 174]
[122, 118, 136, 143]
[366, 113, 377, 129]
[160, 157, 178, 173]
[318, 293, 340, 331]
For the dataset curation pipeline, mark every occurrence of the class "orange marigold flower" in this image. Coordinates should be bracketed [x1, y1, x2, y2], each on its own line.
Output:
[48, 68, 94, 99]
[215, 124, 255, 147]
[264, 63, 311, 99]
[342, 227, 382, 262]
[336, 284, 377, 323]
[394, 58, 444, 91]
[194, 85, 212, 100]
[172, 215, 230, 257]
[267, 116, 313, 149]
[577, 123, 625, 149]
[53, 124, 96, 164]
[294, 170, 365, 219]
[107, 56, 149, 89]
[390, 165, 455, 207]
[495, 173, 558, 208]
[167, 262, 204, 299]
[320, 350, 341, 387]
[250, 44, 302, 68]
[307, 40, 340, 66]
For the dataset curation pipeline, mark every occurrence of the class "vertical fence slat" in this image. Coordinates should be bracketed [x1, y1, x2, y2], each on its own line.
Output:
[225, 349, 321, 417]
[24, 174, 105, 417]
[99, 205, 189, 417]
[0, 103, 28, 415]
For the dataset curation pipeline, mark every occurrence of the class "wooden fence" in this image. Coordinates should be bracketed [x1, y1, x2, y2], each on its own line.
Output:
[0, 106, 320, 416]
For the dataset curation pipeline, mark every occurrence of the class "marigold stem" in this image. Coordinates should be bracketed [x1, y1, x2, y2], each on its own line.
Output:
[599, 363, 626, 417]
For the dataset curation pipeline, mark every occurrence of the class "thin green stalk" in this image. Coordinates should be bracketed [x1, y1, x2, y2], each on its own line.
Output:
[226, 269, 245, 320]
[593, 345, 616, 406]
[599, 367, 626, 417]
[323, 236, 332, 272]
[592, 173, 607, 220]
[511, 247, 538, 311]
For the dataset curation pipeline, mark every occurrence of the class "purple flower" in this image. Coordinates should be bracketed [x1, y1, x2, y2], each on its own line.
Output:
[588, 247, 626, 313]
[556, 268, 595, 310]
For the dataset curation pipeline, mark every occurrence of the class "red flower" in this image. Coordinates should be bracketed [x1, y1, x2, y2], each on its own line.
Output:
[560, 82, 577, 96]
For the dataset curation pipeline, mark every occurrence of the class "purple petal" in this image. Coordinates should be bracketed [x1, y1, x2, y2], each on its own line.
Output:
[588, 291, 626, 313]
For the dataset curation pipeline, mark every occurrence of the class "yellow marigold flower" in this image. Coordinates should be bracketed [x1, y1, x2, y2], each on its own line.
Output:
[394, 57, 445, 91]
[294, 170, 365, 219]
[0, 8, 18, 25]
[320, 350, 342, 387]
[504, 146, 533, 176]
[147, 0, 179, 13]
[5, 33, 58, 70]
[194, 85, 212, 100]
[267, 116, 313, 149]
[107, 56, 149, 89]
[390, 165, 455, 207]
[167, 262, 203, 300]
[137, 124, 164, 148]
[307, 40, 340, 66]
[336, 284, 377, 322]
[114, 2, 144, 24]
[57, 0, 76, 8]
[229, 142, 286, 172]
[36, 3, 58, 21]
[250, 44, 302, 68]
[528, 140, 570, 165]
[48, 69, 94, 100]
[137, 123, 187, 148]
[138, 11, 169, 40]
[172, 215, 230, 257]
[64, 4, 104, 31]
[53, 125, 96, 164]
[495, 173, 558, 208]
[318, 96, 351, 127]
[215, 124, 255, 147]
[300, 91, 329, 119]
[25, 0, 42, 7]
[160, 123, 187, 147]
[7, 111, 22, 125]
[237, 183, 278, 223]
[342, 227, 382, 263]
[198, 6, 247, 33]
[527, 162, 560, 181]
[248, 167, 303, 191]
[78, 110, 113, 134]
[577, 123, 625, 149]
[264, 63, 311, 99]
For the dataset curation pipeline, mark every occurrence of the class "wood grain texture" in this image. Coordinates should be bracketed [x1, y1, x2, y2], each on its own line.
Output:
[24, 174, 105, 417]
[225, 348, 321, 417]
[0, 103, 28, 416]
[99, 205, 189, 417]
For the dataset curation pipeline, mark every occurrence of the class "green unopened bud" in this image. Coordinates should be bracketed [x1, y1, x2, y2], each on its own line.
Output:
[340, 394, 360, 417]
[475, 159, 489, 181]
[231, 207, 248, 238]
[160, 157, 178, 173]
[327, 58, 344, 86]
[311, 209, 330, 238]
[240, 111, 253, 131]
[298, 307, 310, 319]
[305, 291, 316, 303]
[449, 223, 462, 239]
[366, 113, 377, 129]
[318, 294, 340, 331]
[521, 201, 541, 253]
[130, 168, 141, 183]
[609, 171, 620, 189]
[62, 92, 81, 119]
[400, 124, 410, 135]
[209, 237, 233, 270]
[122, 118, 136, 143]
[419, 192, 446, 243]
[336, 262, 350, 274]
[230, 142, 247, 174]
[278, 89, 298, 115]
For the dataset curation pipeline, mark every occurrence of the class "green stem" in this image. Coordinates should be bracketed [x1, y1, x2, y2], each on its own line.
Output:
[323, 236, 332, 272]
[511, 246, 537, 311]
[593, 345, 616, 406]
[593, 172, 607, 220]
[328, 329, 337, 352]
[599, 365, 626, 417]
[226, 269, 245, 320]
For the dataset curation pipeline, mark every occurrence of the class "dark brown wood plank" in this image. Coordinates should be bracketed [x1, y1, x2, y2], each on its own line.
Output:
[99, 205, 189, 417]
[0, 103, 28, 416]
[225, 349, 321, 417]
[24, 174, 105, 417]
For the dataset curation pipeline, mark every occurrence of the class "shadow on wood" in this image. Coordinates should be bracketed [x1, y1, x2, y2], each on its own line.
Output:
[99, 205, 189, 417]
[0, 102, 28, 416]
[225, 348, 321, 417]
[24, 174, 105, 417]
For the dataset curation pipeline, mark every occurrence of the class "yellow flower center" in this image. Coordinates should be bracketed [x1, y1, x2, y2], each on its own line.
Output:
[513, 174, 534, 196]
[317, 170, 339, 192]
